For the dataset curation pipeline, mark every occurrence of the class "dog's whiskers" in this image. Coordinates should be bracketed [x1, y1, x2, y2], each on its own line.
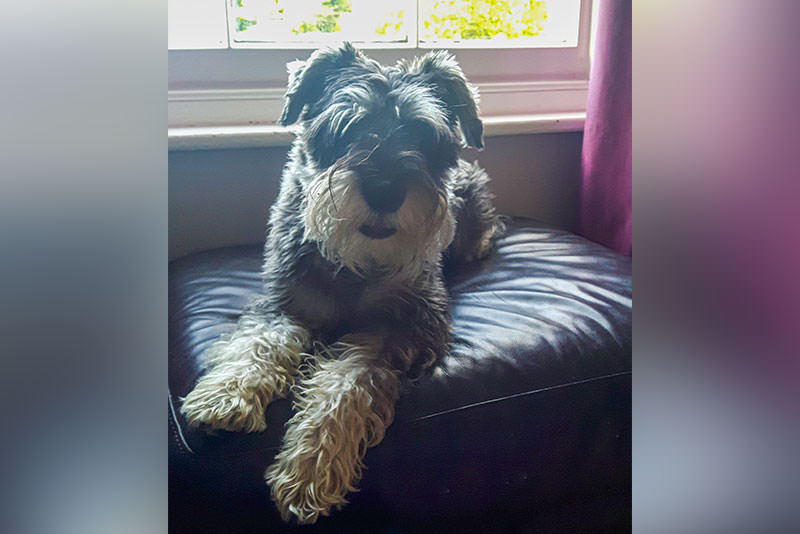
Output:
[355, 142, 382, 168]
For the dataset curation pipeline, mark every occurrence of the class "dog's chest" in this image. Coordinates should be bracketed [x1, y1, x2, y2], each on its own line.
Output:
[285, 264, 414, 341]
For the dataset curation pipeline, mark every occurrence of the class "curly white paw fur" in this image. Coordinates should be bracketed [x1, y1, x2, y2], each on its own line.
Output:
[266, 450, 342, 524]
[180, 315, 310, 433]
[265, 346, 399, 524]
[180, 365, 272, 432]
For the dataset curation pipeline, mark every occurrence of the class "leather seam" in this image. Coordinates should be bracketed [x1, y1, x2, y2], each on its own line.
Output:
[169, 390, 195, 455]
[408, 371, 631, 423]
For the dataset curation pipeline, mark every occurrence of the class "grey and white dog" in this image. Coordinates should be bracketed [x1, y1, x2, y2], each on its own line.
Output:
[180, 43, 503, 524]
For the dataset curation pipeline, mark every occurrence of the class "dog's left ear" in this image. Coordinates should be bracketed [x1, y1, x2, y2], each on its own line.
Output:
[403, 50, 484, 149]
[280, 43, 361, 126]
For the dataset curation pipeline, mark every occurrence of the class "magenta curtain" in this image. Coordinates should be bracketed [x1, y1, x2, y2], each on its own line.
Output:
[578, 0, 632, 255]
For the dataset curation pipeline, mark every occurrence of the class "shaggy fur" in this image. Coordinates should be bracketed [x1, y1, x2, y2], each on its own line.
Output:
[180, 43, 504, 524]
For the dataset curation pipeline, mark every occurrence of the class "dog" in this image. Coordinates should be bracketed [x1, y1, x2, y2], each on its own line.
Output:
[180, 42, 504, 524]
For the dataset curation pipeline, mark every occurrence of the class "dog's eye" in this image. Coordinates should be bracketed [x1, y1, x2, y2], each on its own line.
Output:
[404, 119, 444, 145]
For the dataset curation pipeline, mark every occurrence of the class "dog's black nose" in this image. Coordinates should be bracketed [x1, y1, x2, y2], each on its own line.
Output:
[360, 178, 407, 213]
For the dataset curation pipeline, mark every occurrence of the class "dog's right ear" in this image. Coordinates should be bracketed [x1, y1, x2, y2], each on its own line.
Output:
[279, 43, 361, 126]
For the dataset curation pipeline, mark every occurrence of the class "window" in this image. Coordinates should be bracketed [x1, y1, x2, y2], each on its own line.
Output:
[227, 0, 416, 48]
[170, 0, 581, 50]
[169, 0, 593, 149]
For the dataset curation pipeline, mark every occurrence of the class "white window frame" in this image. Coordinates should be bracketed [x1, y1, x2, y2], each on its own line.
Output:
[168, 0, 593, 151]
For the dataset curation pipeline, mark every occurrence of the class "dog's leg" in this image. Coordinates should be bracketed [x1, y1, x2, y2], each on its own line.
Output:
[446, 160, 505, 265]
[180, 314, 310, 433]
[265, 335, 399, 524]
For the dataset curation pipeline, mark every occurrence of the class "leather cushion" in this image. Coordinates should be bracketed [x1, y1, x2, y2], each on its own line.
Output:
[168, 218, 631, 530]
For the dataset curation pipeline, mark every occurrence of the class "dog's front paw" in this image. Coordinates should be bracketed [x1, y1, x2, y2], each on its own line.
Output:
[180, 369, 269, 433]
[265, 454, 347, 524]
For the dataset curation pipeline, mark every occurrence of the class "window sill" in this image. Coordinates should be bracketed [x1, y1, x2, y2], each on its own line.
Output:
[168, 112, 585, 151]
[168, 77, 588, 151]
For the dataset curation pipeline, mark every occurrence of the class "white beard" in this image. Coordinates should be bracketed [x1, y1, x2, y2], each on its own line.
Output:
[303, 170, 454, 281]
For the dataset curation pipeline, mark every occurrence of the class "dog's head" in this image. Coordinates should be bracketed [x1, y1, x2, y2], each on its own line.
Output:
[280, 43, 483, 279]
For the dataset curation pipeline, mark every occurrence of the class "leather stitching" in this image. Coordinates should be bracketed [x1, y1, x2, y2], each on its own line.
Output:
[169, 390, 195, 455]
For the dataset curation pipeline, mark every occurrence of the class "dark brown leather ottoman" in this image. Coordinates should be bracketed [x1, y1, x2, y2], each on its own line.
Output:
[169, 218, 632, 533]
